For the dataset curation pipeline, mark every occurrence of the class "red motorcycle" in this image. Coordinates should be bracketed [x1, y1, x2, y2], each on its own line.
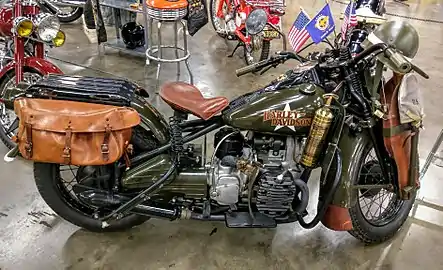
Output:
[210, 0, 286, 65]
[0, 0, 66, 149]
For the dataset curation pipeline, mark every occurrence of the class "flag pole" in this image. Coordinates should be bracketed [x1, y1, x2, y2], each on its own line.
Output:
[325, 0, 337, 47]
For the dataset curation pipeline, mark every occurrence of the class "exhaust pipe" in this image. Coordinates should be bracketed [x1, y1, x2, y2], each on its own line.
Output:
[77, 190, 225, 221]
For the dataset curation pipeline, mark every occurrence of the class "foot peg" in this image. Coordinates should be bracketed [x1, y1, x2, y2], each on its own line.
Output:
[4, 145, 19, 163]
[225, 212, 276, 228]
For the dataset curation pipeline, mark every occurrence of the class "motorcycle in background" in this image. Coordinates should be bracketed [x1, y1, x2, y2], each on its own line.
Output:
[0, 0, 65, 149]
[42, 0, 85, 23]
[346, 0, 386, 55]
[210, 0, 286, 65]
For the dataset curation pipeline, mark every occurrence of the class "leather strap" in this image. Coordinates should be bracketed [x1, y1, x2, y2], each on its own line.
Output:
[63, 127, 72, 164]
[24, 123, 33, 158]
[101, 123, 111, 162]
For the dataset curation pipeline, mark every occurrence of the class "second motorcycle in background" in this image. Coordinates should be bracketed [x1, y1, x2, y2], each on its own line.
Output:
[210, 0, 286, 65]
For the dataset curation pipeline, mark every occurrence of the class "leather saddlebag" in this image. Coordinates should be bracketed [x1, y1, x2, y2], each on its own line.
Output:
[14, 98, 141, 165]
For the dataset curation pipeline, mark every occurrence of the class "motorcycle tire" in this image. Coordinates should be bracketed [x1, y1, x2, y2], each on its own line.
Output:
[57, 7, 84, 23]
[33, 127, 157, 232]
[0, 69, 42, 150]
[244, 39, 271, 66]
[209, 0, 227, 38]
[347, 137, 416, 244]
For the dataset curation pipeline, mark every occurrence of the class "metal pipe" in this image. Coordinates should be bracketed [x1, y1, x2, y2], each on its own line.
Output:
[51, 0, 85, 7]
[420, 128, 443, 179]
[129, 121, 222, 166]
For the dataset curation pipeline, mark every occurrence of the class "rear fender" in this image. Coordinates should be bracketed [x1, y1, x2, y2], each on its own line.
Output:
[130, 96, 170, 144]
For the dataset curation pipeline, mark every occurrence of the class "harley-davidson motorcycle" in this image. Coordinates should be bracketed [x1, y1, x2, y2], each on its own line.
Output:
[210, 0, 286, 65]
[0, 0, 65, 149]
[6, 20, 427, 244]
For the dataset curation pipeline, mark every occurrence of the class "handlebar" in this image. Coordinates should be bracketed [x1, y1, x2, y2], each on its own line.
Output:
[235, 52, 298, 77]
[384, 48, 412, 74]
[235, 60, 267, 76]
[236, 44, 429, 79]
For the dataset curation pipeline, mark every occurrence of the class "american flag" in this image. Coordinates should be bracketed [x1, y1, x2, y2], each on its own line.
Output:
[341, 0, 358, 41]
[288, 10, 311, 53]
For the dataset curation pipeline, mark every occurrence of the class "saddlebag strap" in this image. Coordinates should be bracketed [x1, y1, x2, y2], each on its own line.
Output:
[24, 123, 33, 158]
[382, 123, 411, 137]
[63, 127, 72, 164]
[101, 123, 111, 162]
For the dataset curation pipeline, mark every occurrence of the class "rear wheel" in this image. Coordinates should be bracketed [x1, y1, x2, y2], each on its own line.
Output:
[0, 70, 42, 149]
[348, 140, 416, 244]
[34, 128, 158, 232]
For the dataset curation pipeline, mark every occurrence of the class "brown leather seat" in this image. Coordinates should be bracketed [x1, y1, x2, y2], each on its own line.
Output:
[159, 82, 229, 120]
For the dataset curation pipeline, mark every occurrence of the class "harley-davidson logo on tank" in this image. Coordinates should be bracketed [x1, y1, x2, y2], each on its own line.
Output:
[263, 103, 312, 131]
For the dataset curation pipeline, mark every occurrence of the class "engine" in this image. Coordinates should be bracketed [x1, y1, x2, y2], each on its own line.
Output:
[210, 128, 305, 217]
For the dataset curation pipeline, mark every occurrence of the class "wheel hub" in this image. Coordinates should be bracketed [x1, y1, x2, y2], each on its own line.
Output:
[359, 160, 383, 197]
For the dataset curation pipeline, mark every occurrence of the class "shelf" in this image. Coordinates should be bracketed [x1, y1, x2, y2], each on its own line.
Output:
[100, 0, 145, 13]
[104, 39, 146, 57]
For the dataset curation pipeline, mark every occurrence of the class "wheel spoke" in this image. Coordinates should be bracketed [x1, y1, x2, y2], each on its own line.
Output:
[357, 146, 404, 226]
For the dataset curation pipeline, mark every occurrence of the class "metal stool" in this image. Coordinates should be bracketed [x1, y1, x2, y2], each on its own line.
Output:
[146, 0, 193, 87]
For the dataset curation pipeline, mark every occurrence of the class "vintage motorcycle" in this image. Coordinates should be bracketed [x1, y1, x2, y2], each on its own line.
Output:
[210, 0, 286, 65]
[7, 20, 427, 244]
[0, 0, 65, 149]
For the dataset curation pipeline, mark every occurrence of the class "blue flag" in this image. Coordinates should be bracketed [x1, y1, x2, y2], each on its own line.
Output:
[305, 4, 335, 44]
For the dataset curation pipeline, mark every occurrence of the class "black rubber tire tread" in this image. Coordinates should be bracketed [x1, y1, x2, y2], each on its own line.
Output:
[58, 7, 84, 23]
[347, 139, 416, 244]
[209, 0, 227, 38]
[33, 127, 158, 232]
[244, 39, 271, 66]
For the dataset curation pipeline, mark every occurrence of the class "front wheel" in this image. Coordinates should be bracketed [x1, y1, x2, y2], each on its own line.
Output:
[209, 0, 228, 38]
[244, 39, 270, 65]
[348, 139, 416, 244]
[0, 70, 42, 149]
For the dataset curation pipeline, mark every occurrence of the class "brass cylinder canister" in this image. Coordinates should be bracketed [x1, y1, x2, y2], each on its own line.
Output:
[300, 95, 335, 167]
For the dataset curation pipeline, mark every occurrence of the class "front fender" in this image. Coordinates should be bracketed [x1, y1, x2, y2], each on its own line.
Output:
[321, 126, 370, 231]
[0, 57, 63, 108]
[0, 57, 63, 81]
[333, 127, 370, 207]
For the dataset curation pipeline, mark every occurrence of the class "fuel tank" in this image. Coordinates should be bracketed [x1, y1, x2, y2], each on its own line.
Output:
[223, 83, 325, 135]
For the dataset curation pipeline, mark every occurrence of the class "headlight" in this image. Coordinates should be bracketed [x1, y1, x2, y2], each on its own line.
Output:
[12, 17, 33, 37]
[245, 9, 268, 35]
[52, 30, 66, 47]
[33, 13, 60, 42]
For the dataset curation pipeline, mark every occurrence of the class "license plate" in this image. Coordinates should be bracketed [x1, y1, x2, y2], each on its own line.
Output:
[263, 30, 280, 39]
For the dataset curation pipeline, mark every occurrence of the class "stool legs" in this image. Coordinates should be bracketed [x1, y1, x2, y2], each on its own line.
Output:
[145, 19, 193, 87]
[180, 20, 193, 84]
[156, 21, 163, 89]
[174, 21, 181, 81]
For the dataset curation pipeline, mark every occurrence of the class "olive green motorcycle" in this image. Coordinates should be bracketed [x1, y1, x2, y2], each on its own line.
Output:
[5, 20, 428, 244]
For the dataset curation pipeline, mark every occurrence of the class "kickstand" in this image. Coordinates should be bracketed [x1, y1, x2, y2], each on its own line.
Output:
[228, 42, 243, 58]
[393, 0, 409, 7]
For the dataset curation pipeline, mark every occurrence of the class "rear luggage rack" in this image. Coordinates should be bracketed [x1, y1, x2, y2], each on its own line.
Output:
[25, 74, 147, 106]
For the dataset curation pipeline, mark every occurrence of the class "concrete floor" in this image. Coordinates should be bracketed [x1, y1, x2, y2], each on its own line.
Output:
[1, 0, 443, 269]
